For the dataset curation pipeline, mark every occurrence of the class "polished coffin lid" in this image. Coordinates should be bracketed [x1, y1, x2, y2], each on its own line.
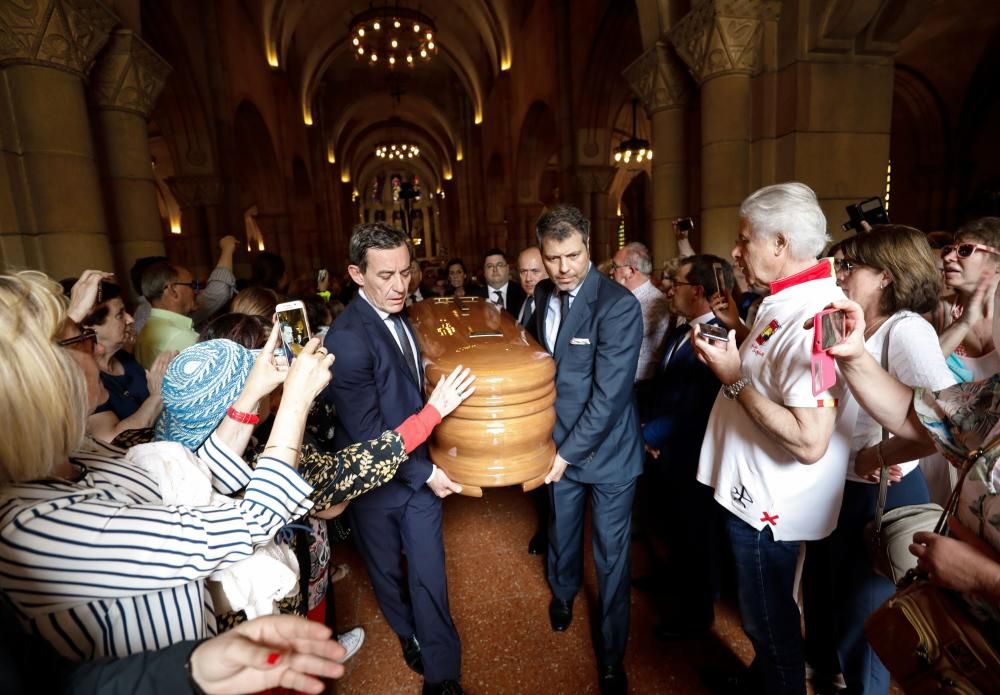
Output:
[408, 296, 556, 496]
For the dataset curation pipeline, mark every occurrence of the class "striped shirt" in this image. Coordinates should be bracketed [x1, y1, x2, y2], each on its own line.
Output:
[0, 434, 313, 660]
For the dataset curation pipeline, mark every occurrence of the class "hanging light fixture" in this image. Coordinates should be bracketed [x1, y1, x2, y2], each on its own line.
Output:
[376, 143, 420, 159]
[350, 5, 437, 70]
[613, 98, 653, 166]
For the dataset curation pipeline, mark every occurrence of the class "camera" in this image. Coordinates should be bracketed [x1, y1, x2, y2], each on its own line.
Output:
[676, 217, 694, 233]
[841, 197, 889, 234]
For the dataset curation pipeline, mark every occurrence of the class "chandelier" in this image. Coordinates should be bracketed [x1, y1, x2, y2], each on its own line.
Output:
[350, 6, 437, 69]
[376, 143, 420, 159]
[613, 98, 653, 166]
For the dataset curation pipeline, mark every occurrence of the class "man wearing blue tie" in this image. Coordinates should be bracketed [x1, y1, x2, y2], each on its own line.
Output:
[642, 254, 734, 641]
[323, 223, 464, 695]
[531, 206, 643, 695]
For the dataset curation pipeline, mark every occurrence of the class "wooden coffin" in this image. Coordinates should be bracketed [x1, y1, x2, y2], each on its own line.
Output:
[408, 296, 556, 497]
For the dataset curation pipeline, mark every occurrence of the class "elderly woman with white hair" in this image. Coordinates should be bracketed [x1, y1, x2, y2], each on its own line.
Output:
[0, 270, 335, 661]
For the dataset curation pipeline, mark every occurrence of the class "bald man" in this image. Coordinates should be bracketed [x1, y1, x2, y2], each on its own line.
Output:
[516, 246, 545, 327]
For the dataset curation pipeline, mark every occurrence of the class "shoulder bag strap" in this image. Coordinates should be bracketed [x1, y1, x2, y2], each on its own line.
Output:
[873, 316, 901, 533]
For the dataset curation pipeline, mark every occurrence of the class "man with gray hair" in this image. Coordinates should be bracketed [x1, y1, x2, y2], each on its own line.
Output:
[611, 241, 671, 384]
[134, 261, 201, 368]
[692, 182, 858, 695]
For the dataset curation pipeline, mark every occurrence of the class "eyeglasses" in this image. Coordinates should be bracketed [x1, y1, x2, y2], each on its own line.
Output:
[171, 281, 203, 292]
[940, 243, 1000, 260]
[834, 259, 865, 275]
[610, 262, 633, 272]
[58, 328, 98, 355]
[669, 279, 698, 287]
[484, 262, 508, 272]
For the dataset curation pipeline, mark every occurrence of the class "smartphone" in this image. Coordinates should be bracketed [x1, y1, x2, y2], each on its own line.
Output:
[317, 268, 328, 283]
[817, 309, 846, 351]
[275, 300, 312, 362]
[713, 263, 726, 297]
[677, 217, 694, 233]
[699, 323, 730, 343]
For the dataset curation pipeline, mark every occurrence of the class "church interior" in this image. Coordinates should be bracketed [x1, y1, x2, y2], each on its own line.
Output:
[3, 1, 1000, 693]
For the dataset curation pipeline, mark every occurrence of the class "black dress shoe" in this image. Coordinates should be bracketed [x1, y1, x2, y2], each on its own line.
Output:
[527, 531, 548, 555]
[422, 680, 464, 695]
[700, 666, 759, 695]
[549, 597, 573, 631]
[398, 634, 424, 675]
[598, 663, 627, 695]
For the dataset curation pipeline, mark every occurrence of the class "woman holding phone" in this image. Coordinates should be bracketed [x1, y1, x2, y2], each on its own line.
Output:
[802, 226, 955, 695]
[0, 270, 327, 660]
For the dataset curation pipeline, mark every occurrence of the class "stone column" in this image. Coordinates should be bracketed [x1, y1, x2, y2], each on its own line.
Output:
[91, 30, 171, 285]
[575, 166, 617, 263]
[167, 176, 222, 278]
[624, 41, 693, 266]
[0, 0, 118, 277]
[670, 0, 780, 257]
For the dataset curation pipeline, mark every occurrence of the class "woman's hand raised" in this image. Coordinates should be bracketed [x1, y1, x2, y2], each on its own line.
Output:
[427, 365, 476, 418]
[283, 337, 335, 407]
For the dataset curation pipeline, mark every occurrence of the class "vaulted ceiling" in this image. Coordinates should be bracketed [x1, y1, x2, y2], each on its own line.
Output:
[248, 0, 514, 194]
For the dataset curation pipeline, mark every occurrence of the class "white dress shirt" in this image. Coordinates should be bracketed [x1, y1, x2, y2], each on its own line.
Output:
[544, 266, 590, 351]
[488, 282, 509, 308]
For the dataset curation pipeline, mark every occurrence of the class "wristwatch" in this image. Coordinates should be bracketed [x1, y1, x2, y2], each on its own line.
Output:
[722, 376, 750, 400]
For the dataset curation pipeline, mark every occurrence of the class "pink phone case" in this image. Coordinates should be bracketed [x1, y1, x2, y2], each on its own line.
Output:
[811, 310, 838, 396]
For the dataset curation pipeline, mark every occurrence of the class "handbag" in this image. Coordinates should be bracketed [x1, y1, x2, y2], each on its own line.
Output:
[863, 318, 942, 583]
[865, 443, 1000, 694]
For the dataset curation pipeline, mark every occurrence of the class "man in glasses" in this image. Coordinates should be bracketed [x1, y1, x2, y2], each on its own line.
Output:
[134, 261, 202, 368]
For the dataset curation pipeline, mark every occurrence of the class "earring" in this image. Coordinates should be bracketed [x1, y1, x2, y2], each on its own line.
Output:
[879, 281, 885, 290]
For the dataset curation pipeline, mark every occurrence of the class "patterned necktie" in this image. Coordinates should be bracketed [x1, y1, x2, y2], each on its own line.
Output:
[390, 314, 420, 386]
[493, 289, 504, 309]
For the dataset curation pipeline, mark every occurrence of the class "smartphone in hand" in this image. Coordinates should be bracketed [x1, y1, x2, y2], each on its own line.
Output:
[275, 300, 312, 363]
[699, 323, 729, 343]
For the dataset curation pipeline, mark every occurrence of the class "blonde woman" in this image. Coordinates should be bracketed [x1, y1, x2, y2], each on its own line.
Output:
[0, 270, 327, 659]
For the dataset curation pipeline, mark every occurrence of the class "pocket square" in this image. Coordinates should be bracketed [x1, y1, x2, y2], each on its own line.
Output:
[569, 337, 591, 345]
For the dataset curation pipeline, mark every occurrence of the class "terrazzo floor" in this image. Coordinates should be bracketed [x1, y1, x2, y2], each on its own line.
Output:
[329, 485, 756, 694]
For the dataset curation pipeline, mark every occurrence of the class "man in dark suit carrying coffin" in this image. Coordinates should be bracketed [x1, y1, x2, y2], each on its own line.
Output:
[532, 206, 644, 695]
[323, 223, 464, 695]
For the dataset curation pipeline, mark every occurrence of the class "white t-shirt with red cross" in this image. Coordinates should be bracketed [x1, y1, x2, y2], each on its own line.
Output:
[696, 262, 859, 542]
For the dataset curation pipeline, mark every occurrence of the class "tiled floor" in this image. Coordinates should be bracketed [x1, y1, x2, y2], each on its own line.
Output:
[330, 486, 756, 694]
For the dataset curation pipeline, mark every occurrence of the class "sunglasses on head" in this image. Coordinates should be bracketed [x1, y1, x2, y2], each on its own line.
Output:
[941, 243, 1000, 259]
[58, 328, 98, 355]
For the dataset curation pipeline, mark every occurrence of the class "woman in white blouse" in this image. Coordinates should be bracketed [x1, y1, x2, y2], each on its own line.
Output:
[803, 226, 956, 695]
[0, 270, 331, 661]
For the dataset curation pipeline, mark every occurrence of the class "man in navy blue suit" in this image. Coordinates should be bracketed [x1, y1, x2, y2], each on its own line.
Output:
[532, 206, 643, 695]
[323, 223, 464, 695]
[642, 254, 734, 640]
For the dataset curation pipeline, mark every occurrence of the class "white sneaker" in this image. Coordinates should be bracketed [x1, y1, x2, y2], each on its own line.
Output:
[336, 626, 365, 663]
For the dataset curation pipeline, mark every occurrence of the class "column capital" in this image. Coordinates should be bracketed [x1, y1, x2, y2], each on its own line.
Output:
[0, 0, 118, 76]
[167, 175, 223, 208]
[669, 0, 782, 84]
[623, 41, 693, 114]
[574, 166, 617, 196]
[91, 29, 171, 116]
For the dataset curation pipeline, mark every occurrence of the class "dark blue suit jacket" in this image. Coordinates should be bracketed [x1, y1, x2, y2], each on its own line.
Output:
[323, 295, 431, 508]
[533, 268, 644, 485]
[642, 319, 724, 473]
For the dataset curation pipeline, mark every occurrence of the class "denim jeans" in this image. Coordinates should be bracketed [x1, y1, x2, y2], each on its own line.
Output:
[804, 470, 930, 695]
[726, 512, 806, 695]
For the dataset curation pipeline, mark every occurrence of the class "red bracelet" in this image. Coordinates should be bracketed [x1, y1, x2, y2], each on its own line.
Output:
[226, 406, 260, 425]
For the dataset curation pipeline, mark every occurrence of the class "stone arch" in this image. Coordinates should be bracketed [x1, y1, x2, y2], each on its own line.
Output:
[956, 32, 1000, 219]
[620, 170, 652, 251]
[514, 101, 559, 204]
[889, 65, 951, 230]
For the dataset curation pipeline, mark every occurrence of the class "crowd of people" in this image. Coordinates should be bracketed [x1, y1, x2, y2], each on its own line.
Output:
[1, 181, 998, 695]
